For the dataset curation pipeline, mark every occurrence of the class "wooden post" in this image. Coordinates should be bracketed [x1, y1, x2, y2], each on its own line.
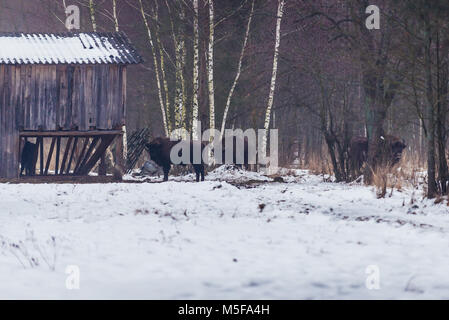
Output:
[114, 133, 124, 177]
[55, 137, 61, 174]
[39, 137, 44, 175]
[60, 137, 73, 175]
[18, 137, 23, 177]
[31, 138, 40, 175]
[45, 137, 56, 175]
[66, 137, 78, 174]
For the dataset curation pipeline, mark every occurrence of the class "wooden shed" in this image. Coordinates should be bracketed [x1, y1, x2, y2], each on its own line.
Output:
[0, 32, 142, 180]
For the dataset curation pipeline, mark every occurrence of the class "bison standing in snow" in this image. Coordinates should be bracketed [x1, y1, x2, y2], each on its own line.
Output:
[145, 137, 206, 182]
[20, 141, 38, 176]
[349, 135, 406, 176]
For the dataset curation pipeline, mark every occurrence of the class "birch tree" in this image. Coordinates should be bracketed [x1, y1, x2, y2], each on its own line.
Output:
[165, 0, 187, 137]
[88, 0, 97, 31]
[220, 0, 255, 138]
[207, 0, 215, 137]
[192, 0, 200, 140]
[262, 0, 285, 156]
[154, 0, 172, 133]
[139, 0, 169, 136]
[174, 4, 187, 133]
[112, 0, 118, 31]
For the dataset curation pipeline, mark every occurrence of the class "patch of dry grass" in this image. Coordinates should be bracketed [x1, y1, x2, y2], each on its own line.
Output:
[306, 153, 333, 177]
[371, 151, 425, 198]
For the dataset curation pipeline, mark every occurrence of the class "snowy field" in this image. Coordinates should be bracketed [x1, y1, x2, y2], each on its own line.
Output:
[1, 167, 449, 299]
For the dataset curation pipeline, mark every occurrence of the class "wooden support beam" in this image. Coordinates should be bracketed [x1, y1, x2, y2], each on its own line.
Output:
[78, 135, 116, 175]
[18, 137, 23, 176]
[75, 137, 100, 175]
[74, 138, 89, 173]
[66, 137, 78, 174]
[39, 137, 44, 175]
[60, 137, 73, 175]
[20, 130, 123, 137]
[44, 137, 57, 175]
[31, 138, 40, 176]
[115, 133, 124, 173]
[55, 137, 61, 175]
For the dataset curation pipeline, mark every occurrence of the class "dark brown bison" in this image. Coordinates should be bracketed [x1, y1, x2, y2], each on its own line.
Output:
[218, 136, 254, 169]
[145, 137, 205, 182]
[349, 135, 406, 175]
[20, 141, 38, 176]
[349, 136, 368, 176]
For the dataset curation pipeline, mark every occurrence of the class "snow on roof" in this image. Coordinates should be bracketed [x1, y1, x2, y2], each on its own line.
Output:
[0, 32, 143, 65]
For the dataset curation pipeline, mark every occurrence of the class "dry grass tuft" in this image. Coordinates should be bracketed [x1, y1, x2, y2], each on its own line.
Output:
[371, 151, 425, 198]
[372, 166, 390, 198]
[306, 153, 333, 177]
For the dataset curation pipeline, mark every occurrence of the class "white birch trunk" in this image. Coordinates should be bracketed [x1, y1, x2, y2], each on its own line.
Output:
[167, 1, 186, 138]
[220, 0, 254, 138]
[112, 0, 119, 31]
[154, 1, 172, 133]
[262, 0, 285, 157]
[139, 0, 169, 136]
[158, 43, 171, 133]
[181, 8, 187, 128]
[174, 37, 186, 133]
[208, 0, 215, 136]
[192, 0, 200, 140]
[89, 0, 97, 31]
[167, 5, 178, 134]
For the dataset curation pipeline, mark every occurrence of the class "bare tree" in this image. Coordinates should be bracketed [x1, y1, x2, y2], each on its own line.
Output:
[262, 0, 285, 160]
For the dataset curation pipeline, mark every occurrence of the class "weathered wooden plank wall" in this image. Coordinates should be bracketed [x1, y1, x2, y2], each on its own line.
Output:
[14, 64, 126, 131]
[0, 65, 19, 178]
[0, 64, 127, 179]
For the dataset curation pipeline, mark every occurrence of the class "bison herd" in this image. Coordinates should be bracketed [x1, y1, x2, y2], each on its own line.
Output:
[144, 134, 406, 182]
[19, 134, 406, 182]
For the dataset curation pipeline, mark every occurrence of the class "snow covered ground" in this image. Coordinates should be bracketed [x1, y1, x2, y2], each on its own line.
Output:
[1, 167, 449, 299]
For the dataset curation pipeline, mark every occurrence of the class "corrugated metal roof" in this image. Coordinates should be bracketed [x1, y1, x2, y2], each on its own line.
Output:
[0, 32, 143, 65]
